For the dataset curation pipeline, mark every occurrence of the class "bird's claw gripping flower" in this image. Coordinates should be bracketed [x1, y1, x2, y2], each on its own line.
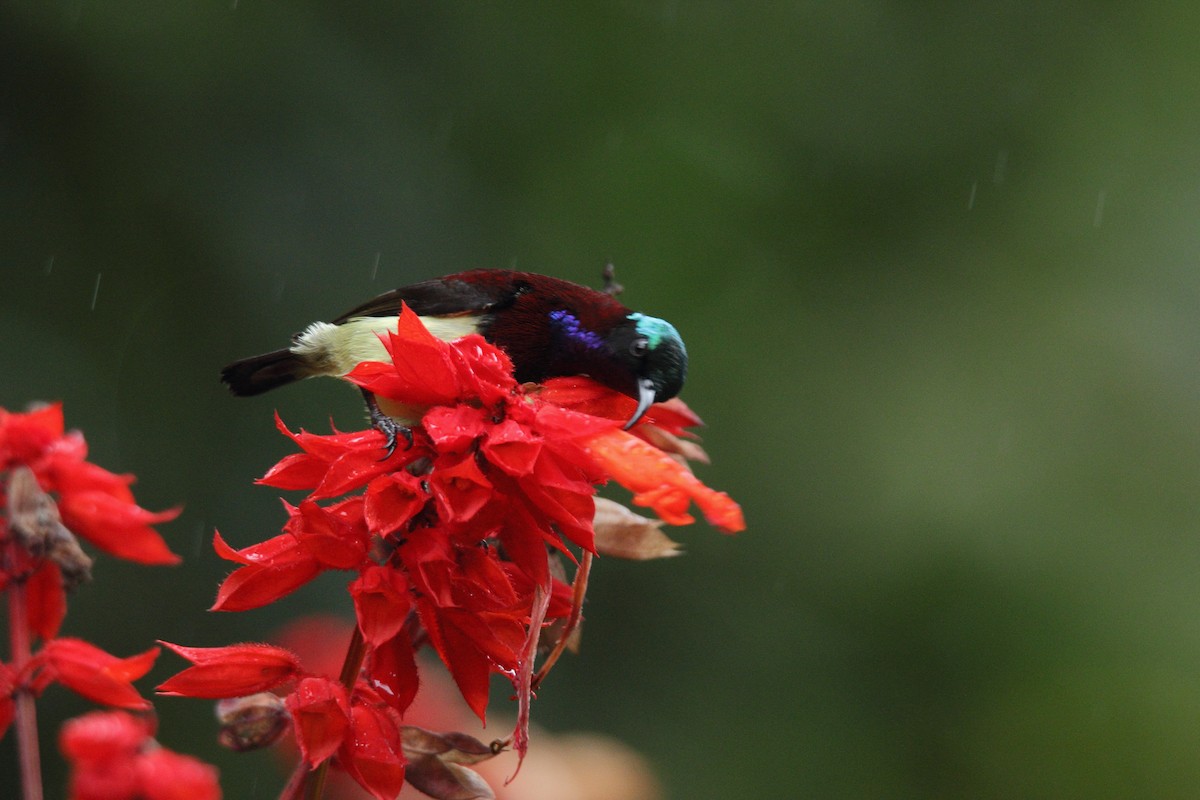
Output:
[163, 305, 743, 799]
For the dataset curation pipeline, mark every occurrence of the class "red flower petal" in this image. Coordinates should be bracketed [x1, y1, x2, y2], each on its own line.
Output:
[0, 663, 16, 739]
[257, 452, 328, 491]
[287, 500, 369, 570]
[423, 405, 489, 453]
[481, 419, 543, 477]
[364, 472, 428, 536]
[347, 305, 462, 407]
[210, 530, 322, 612]
[0, 402, 64, 466]
[59, 709, 150, 765]
[429, 454, 493, 525]
[339, 701, 406, 800]
[351, 566, 413, 647]
[26, 560, 67, 640]
[367, 633, 420, 714]
[135, 747, 222, 800]
[57, 491, 181, 565]
[584, 428, 746, 533]
[312, 447, 407, 500]
[156, 641, 300, 698]
[285, 676, 351, 766]
[38, 638, 157, 709]
[417, 600, 492, 723]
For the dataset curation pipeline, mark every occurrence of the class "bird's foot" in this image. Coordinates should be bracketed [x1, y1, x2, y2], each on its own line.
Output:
[373, 415, 414, 459]
[361, 389, 413, 459]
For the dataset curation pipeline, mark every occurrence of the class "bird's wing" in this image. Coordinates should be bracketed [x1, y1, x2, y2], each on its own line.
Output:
[331, 273, 515, 323]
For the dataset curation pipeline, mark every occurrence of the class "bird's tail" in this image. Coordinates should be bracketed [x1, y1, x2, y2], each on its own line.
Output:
[221, 349, 308, 396]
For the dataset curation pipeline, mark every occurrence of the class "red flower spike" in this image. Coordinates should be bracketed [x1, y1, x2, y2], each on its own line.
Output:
[584, 428, 746, 533]
[156, 641, 300, 698]
[350, 565, 413, 647]
[175, 306, 743, 795]
[339, 701, 407, 800]
[286, 676, 352, 766]
[35, 639, 158, 709]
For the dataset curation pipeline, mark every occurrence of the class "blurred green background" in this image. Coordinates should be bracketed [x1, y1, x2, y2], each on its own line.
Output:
[5, 3, 1200, 798]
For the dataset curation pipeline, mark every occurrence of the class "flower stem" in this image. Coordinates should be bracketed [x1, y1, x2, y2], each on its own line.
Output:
[5, 544, 43, 800]
[532, 550, 593, 691]
[303, 625, 367, 800]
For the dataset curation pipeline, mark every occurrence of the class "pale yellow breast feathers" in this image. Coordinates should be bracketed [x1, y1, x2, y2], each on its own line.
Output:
[290, 314, 483, 378]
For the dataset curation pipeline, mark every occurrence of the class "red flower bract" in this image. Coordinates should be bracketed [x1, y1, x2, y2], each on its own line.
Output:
[33, 639, 158, 710]
[155, 642, 300, 699]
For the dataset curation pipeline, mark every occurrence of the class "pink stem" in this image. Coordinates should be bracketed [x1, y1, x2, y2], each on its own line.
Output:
[6, 543, 43, 800]
[532, 550, 593, 691]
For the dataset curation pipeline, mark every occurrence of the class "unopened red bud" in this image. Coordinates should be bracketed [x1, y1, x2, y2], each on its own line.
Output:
[215, 693, 289, 752]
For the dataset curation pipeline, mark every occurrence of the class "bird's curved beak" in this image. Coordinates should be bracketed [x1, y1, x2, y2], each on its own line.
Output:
[623, 378, 657, 430]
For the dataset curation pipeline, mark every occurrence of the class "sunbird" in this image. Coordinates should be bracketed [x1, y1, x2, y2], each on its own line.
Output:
[221, 269, 688, 449]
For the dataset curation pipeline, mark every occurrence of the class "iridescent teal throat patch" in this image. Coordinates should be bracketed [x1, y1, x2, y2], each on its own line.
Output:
[628, 313, 683, 352]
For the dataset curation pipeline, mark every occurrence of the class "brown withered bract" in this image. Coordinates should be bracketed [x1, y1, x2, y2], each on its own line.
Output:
[6, 465, 93, 589]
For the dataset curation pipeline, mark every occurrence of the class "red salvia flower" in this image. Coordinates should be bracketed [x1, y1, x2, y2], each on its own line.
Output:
[0, 403, 182, 566]
[29, 638, 158, 710]
[161, 303, 744, 797]
[286, 676, 352, 766]
[156, 642, 301, 699]
[60, 710, 221, 800]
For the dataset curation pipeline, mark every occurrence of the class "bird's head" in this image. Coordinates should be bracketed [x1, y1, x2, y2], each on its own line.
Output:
[602, 313, 688, 428]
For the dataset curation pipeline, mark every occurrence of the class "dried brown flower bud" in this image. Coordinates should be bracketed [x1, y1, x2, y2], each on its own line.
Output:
[215, 693, 289, 752]
[401, 726, 507, 800]
[593, 498, 682, 561]
[6, 465, 93, 589]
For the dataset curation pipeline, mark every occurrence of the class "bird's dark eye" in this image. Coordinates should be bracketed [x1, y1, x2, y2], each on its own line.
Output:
[630, 337, 649, 358]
